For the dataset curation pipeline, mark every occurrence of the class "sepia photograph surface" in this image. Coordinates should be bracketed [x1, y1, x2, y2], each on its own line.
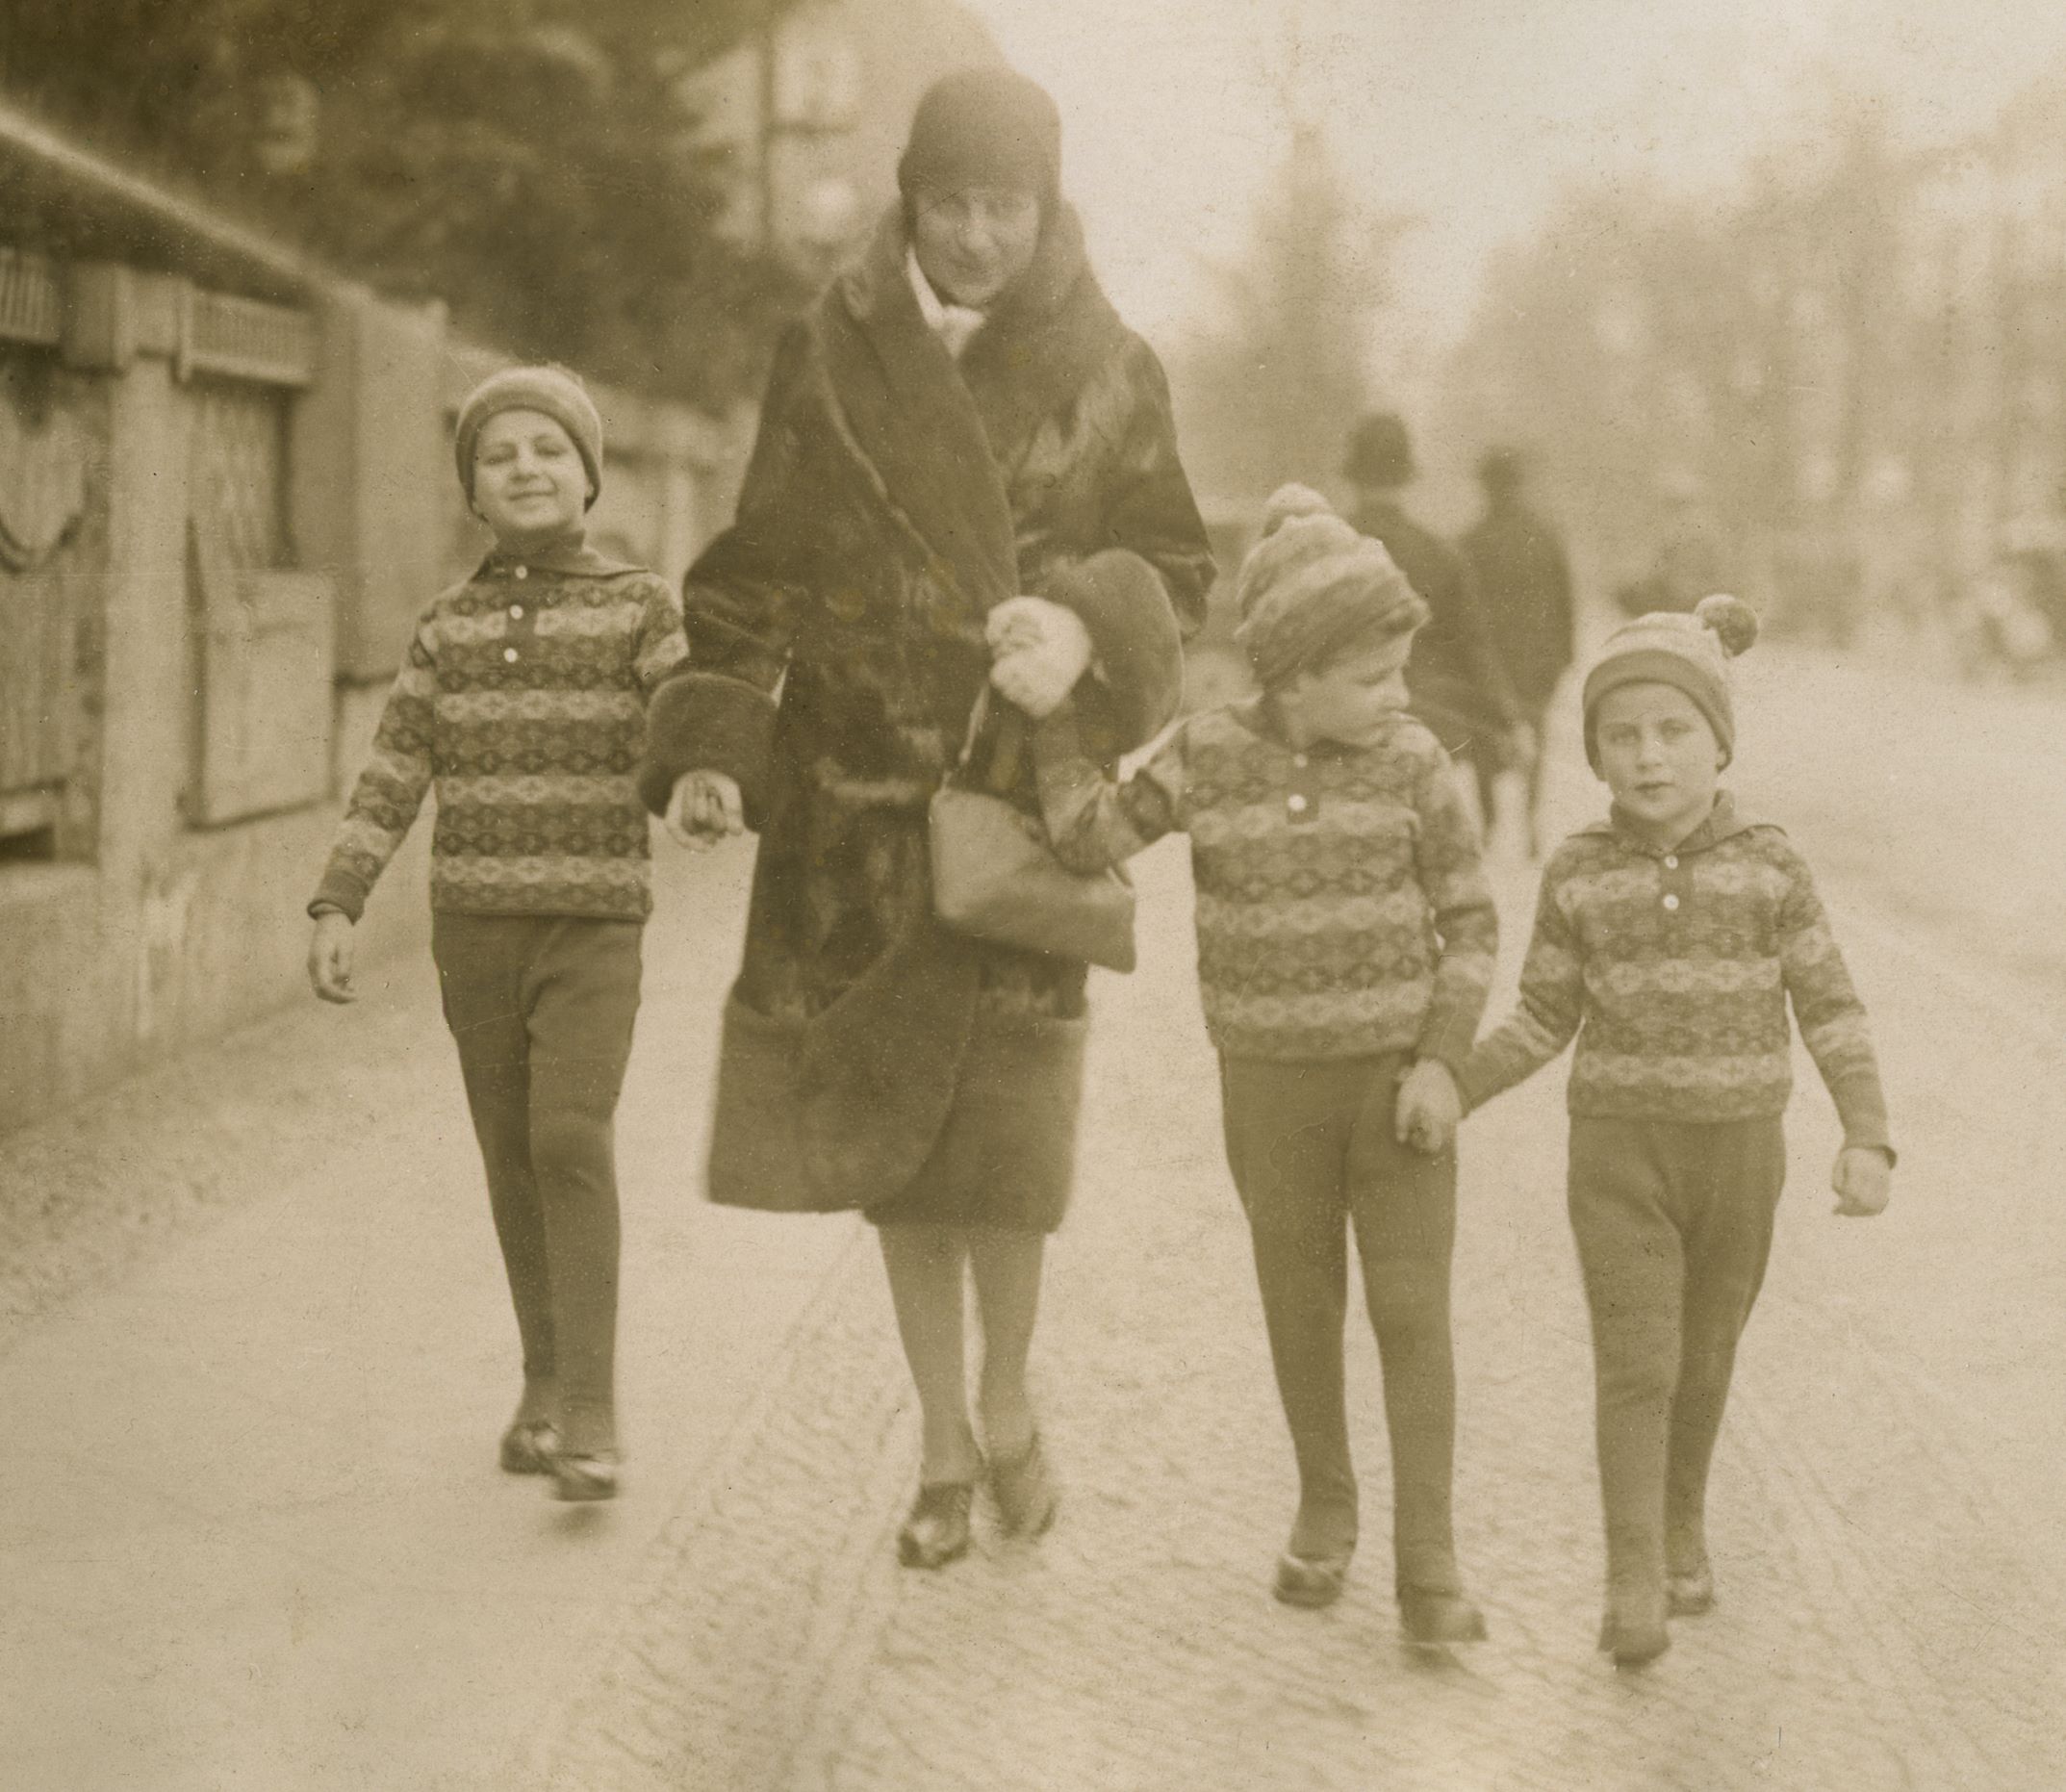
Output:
[0, 2, 2059, 1787]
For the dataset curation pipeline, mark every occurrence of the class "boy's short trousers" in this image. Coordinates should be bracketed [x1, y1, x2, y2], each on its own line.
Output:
[430, 912, 643, 1100]
[1566, 1113, 1786, 1317]
[1218, 1051, 1456, 1238]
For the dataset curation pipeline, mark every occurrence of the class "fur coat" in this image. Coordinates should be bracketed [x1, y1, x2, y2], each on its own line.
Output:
[640, 205, 1213, 1216]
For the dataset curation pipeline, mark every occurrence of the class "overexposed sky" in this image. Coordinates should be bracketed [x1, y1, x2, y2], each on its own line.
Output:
[965, 0, 2066, 375]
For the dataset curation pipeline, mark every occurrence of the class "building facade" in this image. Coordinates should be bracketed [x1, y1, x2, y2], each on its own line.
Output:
[0, 116, 746, 1133]
[683, 0, 1003, 274]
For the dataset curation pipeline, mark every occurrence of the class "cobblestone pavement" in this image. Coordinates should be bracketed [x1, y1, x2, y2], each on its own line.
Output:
[535, 650, 2066, 1792]
[9, 649, 2061, 1789]
[0, 960, 435, 1354]
[0, 849, 867, 1791]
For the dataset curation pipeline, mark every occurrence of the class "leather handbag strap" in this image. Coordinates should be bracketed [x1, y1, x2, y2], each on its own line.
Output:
[955, 686, 1028, 795]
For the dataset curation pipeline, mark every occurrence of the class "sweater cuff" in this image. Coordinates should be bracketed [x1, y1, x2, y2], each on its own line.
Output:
[636, 672, 778, 828]
[307, 875, 369, 924]
[1414, 1011, 1478, 1084]
[1830, 1072, 1895, 1165]
[1452, 1053, 1496, 1115]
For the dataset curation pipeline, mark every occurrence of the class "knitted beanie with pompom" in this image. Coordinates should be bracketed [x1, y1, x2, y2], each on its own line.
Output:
[1232, 483, 1428, 690]
[1582, 592, 1760, 770]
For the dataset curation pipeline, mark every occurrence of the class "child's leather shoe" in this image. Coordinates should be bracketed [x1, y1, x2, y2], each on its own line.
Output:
[898, 1480, 976, 1568]
[1597, 1601, 1671, 1668]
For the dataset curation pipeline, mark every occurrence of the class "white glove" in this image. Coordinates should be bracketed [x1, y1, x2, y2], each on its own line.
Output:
[986, 597, 1094, 719]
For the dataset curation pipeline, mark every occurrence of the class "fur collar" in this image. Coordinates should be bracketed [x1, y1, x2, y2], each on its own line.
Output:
[817, 208, 1020, 621]
[805, 203, 1128, 626]
[833, 201, 1130, 481]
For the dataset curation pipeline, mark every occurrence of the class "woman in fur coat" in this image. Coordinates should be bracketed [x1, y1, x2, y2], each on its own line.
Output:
[639, 67, 1213, 1568]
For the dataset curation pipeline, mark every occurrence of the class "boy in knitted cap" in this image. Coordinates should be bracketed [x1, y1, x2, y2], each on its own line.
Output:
[1406, 594, 1895, 1666]
[1033, 484, 1496, 1645]
[306, 366, 689, 1503]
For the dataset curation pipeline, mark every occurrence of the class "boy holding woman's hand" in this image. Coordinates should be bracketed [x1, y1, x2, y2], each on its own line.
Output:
[1401, 595, 1893, 1666]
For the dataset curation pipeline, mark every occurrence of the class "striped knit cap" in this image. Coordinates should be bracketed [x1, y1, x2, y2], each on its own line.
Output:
[1582, 592, 1760, 770]
[454, 365, 604, 510]
[1233, 484, 1427, 689]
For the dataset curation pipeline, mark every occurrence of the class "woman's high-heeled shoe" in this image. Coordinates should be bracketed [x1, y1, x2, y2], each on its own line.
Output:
[988, 1430, 1059, 1539]
[499, 1418, 556, 1475]
[897, 1480, 976, 1568]
[542, 1432, 621, 1503]
[1274, 1548, 1354, 1609]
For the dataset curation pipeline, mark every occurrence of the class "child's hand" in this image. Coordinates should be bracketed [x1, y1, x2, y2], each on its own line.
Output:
[987, 598, 1092, 719]
[665, 771, 744, 851]
[308, 910, 357, 1005]
[1395, 1060, 1462, 1156]
[1832, 1145, 1893, 1216]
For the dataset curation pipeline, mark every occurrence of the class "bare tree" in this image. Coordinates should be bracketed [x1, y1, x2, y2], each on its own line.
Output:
[0, 0, 808, 402]
[1175, 121, 1413, 513]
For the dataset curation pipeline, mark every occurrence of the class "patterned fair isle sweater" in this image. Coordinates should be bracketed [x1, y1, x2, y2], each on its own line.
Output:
[1458, 792, 1892, 1151]
[311, 539, 688, 924]
[1034, 699, 1496, 1065]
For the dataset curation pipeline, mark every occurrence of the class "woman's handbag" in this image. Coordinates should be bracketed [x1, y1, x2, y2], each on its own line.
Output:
[929, 690, 1136, 972]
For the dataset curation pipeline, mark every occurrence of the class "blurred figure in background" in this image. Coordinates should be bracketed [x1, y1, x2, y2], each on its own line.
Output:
[1461, 446, 1574, 858]
[1614, 473, 1731, 618]
[1340, 413, 1526, 828]
[1953, 553, 2055, 681]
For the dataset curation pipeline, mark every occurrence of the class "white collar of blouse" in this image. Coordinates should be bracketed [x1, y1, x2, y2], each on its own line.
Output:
[905, 248, 986, 359]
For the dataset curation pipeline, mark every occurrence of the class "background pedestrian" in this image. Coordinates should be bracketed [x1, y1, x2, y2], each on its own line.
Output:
[1340, 411, 1528, 818]
[1460, 445, 1574, 856]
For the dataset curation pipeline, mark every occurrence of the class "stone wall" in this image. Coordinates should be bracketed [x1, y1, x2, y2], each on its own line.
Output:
[0, 255, 744, 1133]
